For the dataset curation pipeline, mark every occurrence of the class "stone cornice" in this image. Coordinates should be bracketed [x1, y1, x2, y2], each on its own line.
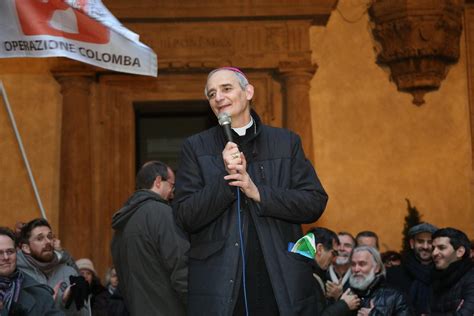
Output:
[103, 0, 338, 25]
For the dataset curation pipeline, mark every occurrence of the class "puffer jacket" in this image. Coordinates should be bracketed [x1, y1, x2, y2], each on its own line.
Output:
[173, 111, 328, 316]
[430, 258, 474, 315]
[351, 275, 414, 316]
[1, 271, 63, 316]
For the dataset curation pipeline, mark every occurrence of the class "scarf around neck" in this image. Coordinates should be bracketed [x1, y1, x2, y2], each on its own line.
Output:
[329, 264, 351, 286]
[403, 251, 434, 314]
[403, 251, 433, 284]
[24, 252, 59, 277]
[433, 257, 473, 292]
[0, 269, 24, 312]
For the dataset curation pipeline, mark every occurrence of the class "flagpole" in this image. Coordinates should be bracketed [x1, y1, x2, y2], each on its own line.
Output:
[0, 81, 47, 220]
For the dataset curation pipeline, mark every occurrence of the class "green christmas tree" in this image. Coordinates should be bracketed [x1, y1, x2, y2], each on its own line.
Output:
[401, 198, 422, 256]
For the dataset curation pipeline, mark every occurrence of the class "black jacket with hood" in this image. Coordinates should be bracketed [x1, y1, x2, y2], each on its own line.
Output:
[111, 190, 189, 316]
[173, 111, 328, 316]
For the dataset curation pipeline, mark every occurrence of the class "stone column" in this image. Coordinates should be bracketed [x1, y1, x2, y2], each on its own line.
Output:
[278, 66, 316, 162]
[53, 72, 94, 259]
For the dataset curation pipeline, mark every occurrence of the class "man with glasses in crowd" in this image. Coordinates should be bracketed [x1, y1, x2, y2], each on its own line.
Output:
[0, 226, 62, 315]
[111, 160, 189, 315]
[307, 227, 360, 316]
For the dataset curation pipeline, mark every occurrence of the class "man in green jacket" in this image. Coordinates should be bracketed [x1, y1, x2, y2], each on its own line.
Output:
[111, 161, 189, 316]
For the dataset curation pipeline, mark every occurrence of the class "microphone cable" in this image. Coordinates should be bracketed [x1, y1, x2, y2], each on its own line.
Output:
[236, 188, 249, 316]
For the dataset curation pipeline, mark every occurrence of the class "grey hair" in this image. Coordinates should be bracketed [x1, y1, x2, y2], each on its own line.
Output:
[351, 245, 386, 276]
[204, 69, 249, 98]
[104, 266, 115, 286]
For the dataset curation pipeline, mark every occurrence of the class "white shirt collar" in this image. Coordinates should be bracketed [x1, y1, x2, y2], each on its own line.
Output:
[232, 117, 254, 136]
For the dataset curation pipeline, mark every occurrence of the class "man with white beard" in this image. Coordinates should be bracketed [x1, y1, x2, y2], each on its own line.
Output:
[326, 232, 355, 300]
[349, 246, 414, 316]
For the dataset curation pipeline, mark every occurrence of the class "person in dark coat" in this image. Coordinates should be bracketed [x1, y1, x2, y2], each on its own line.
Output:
[0, 227, 63, 316]
[386, 222, 437, 315]
[111, 161, 189, 316]
[430, 227, 474, 315]
[349, 246, 414, 316]
[173, 67, 328, 316]
[104, 267, 128, 316]
[107, 287, 129, 316]
[307, 227, 359, 316]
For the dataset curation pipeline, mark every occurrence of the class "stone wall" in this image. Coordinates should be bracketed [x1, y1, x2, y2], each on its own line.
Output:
[0, 59, 61, 231]
[309, 0, 472, 251]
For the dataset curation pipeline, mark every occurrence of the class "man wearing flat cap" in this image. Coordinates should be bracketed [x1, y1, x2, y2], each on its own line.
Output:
[386, 222, 438, 315]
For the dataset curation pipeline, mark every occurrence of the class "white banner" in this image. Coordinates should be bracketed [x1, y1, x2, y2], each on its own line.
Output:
[0, 0, 157, 77]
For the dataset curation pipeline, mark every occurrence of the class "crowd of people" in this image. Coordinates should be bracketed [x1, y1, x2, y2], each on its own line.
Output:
[1, 216, 472, 315]
[0, 218, 128, 315]
[1, 67, 473, 316]
[307, 225, 474, 315]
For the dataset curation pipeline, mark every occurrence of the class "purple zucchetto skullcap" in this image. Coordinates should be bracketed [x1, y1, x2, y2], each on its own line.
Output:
[209, 66, 248, 81]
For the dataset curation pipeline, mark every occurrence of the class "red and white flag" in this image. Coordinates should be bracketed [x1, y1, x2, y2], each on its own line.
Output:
[0, 0, 157, 77]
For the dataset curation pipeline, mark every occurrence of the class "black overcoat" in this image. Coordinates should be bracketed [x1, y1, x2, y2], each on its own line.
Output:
[173, 112, 328, 316]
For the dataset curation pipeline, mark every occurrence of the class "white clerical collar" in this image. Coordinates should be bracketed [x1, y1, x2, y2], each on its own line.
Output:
[232, 117, 254, 136]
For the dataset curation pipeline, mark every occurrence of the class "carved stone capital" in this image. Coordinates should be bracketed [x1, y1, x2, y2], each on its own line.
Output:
[52, 62, 96, 96]
[278, 61, 317, 79]
[369, 0, 465, 105]
[53, 74, 94, 96]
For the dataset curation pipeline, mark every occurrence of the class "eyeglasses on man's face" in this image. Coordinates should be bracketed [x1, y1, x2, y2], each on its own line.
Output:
[0, 248, 16, 258]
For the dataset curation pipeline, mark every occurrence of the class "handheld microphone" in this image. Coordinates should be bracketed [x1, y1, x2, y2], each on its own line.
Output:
[218, 112, 249, 316]
[218, 112, 233, 143]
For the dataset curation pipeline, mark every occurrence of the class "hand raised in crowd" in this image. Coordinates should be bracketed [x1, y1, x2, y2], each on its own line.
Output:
[53, 281, 72, 305]
[340, 288, 360, 311]
[357, 299, 374, 316]
[53, 238, 62, 251]
[53, 282, 62, 301]
[326, 280, 343, 300]
[62, 284, 73, 305]
[224, 151, 261, 202]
